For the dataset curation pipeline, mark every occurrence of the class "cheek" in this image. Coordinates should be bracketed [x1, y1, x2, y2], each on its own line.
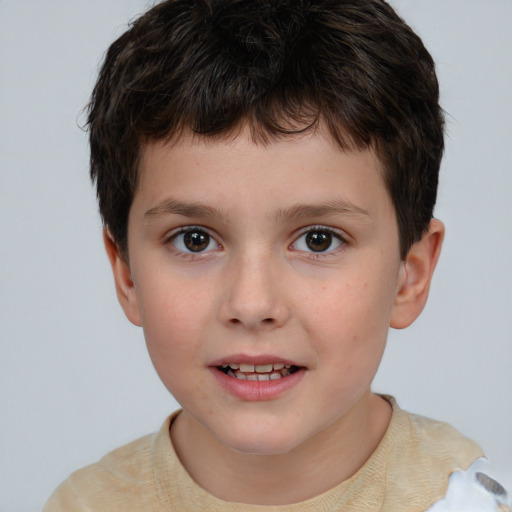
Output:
[302, 269, 397, 355]
[137, 268, 214, 329]
[140, 291, 211, 403]
[136, 279, 213, 369]
[314, 281, 392, 396]
[311, 280, 391, 329]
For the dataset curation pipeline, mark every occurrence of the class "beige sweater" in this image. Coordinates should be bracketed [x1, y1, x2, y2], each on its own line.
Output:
[44, 397, 483, 511]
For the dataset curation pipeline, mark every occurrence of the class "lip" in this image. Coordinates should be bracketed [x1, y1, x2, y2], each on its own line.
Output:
[209, 354, 306, 401]
[209, 354, 300, 367]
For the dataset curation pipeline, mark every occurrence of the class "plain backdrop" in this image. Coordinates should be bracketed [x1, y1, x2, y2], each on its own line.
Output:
[1, 1, 511, 510]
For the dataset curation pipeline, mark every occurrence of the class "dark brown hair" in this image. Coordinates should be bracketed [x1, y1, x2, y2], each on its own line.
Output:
[88, 0, 444, 259]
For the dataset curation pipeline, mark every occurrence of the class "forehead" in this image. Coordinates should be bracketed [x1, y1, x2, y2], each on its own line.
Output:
[132, 126, 394, 233]
[138, 124, 385, 190]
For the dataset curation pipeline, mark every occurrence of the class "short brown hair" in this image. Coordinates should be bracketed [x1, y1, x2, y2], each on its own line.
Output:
[88, 0, 444, 259]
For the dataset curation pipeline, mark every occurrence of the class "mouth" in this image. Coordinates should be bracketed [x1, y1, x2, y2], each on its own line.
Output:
[211, 357, 306, 400]
[217, 362, 301, 381]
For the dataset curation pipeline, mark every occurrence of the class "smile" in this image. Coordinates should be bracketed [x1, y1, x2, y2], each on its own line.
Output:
[211, 359, 306, 400]
[218, 363, 299, 381]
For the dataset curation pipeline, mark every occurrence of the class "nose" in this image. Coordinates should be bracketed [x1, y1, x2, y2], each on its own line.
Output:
[218, 251, 290, 331]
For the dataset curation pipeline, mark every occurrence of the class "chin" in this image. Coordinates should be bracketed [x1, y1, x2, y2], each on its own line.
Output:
[216, 424, 306, 457]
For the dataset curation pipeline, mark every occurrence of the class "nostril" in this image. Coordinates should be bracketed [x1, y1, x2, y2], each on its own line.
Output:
[228, 317, 275, 327]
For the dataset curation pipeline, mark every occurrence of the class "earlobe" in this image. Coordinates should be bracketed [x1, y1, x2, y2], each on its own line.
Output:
[390, 219, 445, 329]
[103, 230, 142, 327]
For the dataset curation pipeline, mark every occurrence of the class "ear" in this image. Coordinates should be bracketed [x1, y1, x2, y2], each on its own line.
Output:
[103, 230, 142, 327]
[390, 219, 445, 329]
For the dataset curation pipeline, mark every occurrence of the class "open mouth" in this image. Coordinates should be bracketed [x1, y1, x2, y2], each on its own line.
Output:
[217, 363, 301, 381]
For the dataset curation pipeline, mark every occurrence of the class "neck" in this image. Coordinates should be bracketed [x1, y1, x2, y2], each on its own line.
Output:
[170, 393, 392, 505]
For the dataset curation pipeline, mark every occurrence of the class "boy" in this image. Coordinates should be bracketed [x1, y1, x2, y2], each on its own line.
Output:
[44, 0, 503, 510]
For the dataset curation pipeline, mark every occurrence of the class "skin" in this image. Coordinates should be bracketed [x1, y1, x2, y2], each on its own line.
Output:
[105, 126, 444, 505]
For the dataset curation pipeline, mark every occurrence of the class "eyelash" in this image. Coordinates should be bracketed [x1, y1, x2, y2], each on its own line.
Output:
[165, 225, 348, 259]
[290, 225, 347, 258]
[165, 226, 220, 258]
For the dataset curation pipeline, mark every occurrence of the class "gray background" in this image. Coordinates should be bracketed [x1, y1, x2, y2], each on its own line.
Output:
[1, 1, 511, 510]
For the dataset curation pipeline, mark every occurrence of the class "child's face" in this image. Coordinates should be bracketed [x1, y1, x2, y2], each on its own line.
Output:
[117, 127, 408, 455]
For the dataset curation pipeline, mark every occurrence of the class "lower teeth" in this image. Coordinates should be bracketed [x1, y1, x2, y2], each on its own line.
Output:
[225, 368, 292, 380]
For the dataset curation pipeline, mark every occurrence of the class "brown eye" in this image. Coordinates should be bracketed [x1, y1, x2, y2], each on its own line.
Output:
[305, 231, 333, 252]
[292, 227, 344, 254]
[171, 228, 217, 253]
[183, 230, 211, 252]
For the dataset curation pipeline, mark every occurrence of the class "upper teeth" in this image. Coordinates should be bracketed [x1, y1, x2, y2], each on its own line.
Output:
[221, 363, 291, 372]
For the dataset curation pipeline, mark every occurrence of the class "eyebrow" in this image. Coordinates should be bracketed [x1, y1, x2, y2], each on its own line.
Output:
[276, 199, 371, 222]
[144, 199, 218, 220]
[144, 197, 371, 223]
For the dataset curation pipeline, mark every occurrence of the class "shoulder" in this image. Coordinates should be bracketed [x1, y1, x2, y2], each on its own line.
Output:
[378, 396, 484, 510]
[383, 395, 483, 467]
[43, 417, 172, 512]
[401, 407, 483, 468]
